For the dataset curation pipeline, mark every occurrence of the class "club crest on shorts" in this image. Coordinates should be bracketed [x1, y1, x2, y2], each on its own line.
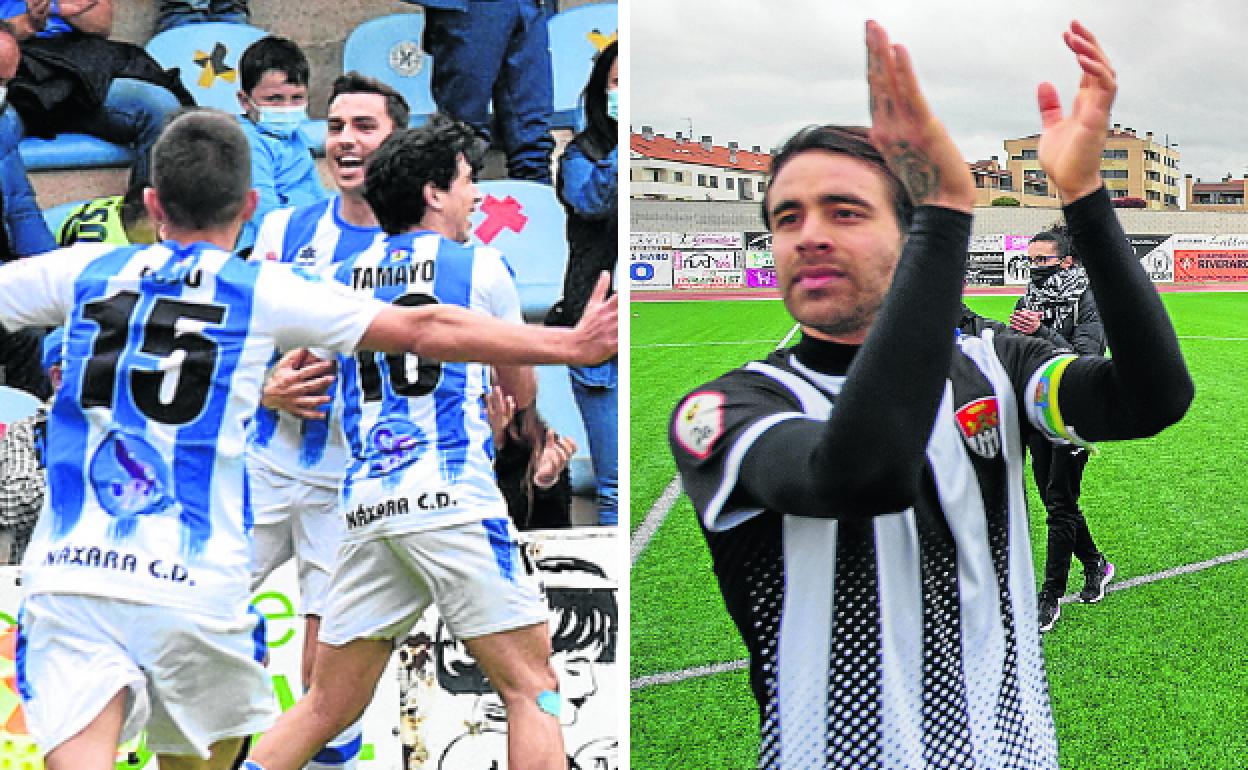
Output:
[675, 391, 724, 459]
[955, 397, 1001, 459]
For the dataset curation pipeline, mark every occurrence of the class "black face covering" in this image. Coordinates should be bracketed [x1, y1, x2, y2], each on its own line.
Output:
[1030, 265, 1059, 285]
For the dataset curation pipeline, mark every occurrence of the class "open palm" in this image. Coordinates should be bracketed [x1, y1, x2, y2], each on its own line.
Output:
[1036, 21, 1117, 203]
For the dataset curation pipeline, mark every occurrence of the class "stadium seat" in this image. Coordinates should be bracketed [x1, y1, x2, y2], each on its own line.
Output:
[18, 133, 133, 172]
[342, 13, 436, 126]
[146, 22, 268, 114]
[468, 180, 567, 321]
[548, 2, 618, 129]
[534, 364, 593, 496]
[41, 199, 90, 241]
[0, 386, 41, 427]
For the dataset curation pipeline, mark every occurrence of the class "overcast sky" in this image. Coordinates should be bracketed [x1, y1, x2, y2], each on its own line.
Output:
[630, 0, 1247, 187]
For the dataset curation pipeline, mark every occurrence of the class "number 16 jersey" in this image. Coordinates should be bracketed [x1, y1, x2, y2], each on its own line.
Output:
[331, 230, 520, 539]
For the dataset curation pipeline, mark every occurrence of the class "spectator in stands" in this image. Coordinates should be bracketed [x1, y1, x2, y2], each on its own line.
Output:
[485, 383, 576, 530]
[547, 40, 617, 526]
[413, 0, 556, 183]
[154, 0, 249, 34]
[235, 35, 325, 253]
[54, 179, 157, 246]
[0, 324, 60, 565]
[0, 0, 190, 237]
[0, 18, 55, 258]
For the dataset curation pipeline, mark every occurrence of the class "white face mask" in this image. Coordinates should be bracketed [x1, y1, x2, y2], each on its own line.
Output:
[606, 89, 618, 122]
[0, 85, 7, 112]
[256, 104, 307, 137]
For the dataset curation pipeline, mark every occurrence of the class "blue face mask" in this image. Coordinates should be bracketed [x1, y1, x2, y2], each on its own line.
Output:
[256, 105, 307, 138]
[606, 89, 618, 122]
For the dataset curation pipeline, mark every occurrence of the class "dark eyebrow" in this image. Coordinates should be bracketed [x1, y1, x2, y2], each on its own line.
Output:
[770, 193, 874, 220]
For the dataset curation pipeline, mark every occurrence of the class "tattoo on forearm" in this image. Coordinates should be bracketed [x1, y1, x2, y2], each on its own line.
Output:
[889, 141, 938, 204]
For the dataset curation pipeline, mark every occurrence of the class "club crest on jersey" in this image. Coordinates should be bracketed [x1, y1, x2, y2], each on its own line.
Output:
[295, 245, 318, 267]
[366, 417, 427, 477]
[675, 391, 724, 459]
[89, 430, 175, 540]
[955, 397, 1001, 460]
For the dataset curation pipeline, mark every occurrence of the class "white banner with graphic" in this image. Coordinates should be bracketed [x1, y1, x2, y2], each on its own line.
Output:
[629, 251, 674, 290]
[0, 528, 618, 770]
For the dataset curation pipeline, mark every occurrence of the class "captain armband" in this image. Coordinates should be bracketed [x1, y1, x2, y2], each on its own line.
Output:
[1025, 354, 1096, 452]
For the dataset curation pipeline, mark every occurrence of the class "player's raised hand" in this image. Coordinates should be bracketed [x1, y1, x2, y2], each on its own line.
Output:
[571, 272, 618, 365]
[1036, 21, 1117, 203]
[865, 20, 975, 214]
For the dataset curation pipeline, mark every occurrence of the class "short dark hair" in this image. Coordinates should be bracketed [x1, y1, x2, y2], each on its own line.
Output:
[239, 36, 309, 94]
[329, 71, 411, 132]
[364, 114, 485, 235]
[1031, 226, 1073, 261]
[763, 125, 914, 231]
[151, 109, 252, 230]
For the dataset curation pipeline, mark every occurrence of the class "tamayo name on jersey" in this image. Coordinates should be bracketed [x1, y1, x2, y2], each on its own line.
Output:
[334, 229, 520, 536]
[673, 327, 1075, 769]
[247, 197, 384, 488]
[0, 241, 380, 619]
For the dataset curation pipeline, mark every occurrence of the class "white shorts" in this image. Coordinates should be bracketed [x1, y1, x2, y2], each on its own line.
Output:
[249, 461, 344, 617]
[319, 517, 546, 646]
[18, 594, 276, 758]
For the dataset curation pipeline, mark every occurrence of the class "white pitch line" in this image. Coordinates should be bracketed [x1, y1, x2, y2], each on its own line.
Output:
[1176, 335, 1248, 342]
[630, 477, 684, 566]
[631, 546, 1248, 691]
[629, 323, 802, 566]
[633, 340, 790, 350]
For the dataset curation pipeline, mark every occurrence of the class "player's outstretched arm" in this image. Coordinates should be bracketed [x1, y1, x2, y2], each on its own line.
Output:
[360, 272, 617, 366]
[1035, 23, 1192, 439]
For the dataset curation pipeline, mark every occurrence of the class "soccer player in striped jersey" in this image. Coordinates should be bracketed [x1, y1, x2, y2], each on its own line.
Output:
[244, 116, 599, 770]
[0, 109, 617, 770]
[245, 73, 407, 770]
[669, 22, 1191, 769]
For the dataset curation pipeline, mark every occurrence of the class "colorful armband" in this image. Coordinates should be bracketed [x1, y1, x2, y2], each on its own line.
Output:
[1026, 354, 1095, 451]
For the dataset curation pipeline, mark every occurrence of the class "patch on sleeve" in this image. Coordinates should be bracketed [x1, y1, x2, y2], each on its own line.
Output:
[674, 391, 726, 459]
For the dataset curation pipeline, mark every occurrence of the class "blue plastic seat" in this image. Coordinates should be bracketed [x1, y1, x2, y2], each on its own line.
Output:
[468, 180, 567, 321]
[0, 386, 41, 427]
[146, 22, 268, 114]
[18, 133, 133, 171]
[342, 13, 436, 126]
[547, 3, 617, 129]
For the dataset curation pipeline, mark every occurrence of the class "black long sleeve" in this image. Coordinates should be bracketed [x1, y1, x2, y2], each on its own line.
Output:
[738, 206, 971, 519]
[1051, 188, 1193, 440]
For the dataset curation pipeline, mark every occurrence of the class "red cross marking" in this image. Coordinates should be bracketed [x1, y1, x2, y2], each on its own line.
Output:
[474, 195, 528, 244]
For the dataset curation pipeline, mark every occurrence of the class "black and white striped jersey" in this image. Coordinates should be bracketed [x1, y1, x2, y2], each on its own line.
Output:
[671, 329, 1074, 770]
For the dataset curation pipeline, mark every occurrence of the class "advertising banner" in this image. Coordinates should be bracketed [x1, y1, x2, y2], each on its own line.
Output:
[629, 231, 673, 249]
[0, 529, 619, 770]
[673, 269, 746, 288]
[675, 232, 744, 249]
[629, 251, 674, 290]
[674, 251, 741, 270]
[745, 268, 778, 288]
[1127, 234, 1174, 282]
[1174, 248, 1248, 282]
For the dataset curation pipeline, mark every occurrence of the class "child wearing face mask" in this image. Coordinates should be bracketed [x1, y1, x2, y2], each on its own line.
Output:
[235, 35, 326, 255]
[547, 40, 619, 527]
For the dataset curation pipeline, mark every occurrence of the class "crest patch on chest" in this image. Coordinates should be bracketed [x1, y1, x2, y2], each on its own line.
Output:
[955, 396, 1001, 460]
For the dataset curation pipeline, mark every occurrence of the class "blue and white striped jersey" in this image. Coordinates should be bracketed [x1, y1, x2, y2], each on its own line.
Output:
[0, 241, 384, 618]
[332, 230, 521, 537]
[247, 197, 384, 488]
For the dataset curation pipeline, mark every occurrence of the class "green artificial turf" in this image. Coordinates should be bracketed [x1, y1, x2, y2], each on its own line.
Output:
[630, 292, 1248, 769]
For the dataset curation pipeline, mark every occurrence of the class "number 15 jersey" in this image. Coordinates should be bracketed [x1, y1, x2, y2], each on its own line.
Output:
[331, 230, 520, 538]
[0, 242, 384, 618]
